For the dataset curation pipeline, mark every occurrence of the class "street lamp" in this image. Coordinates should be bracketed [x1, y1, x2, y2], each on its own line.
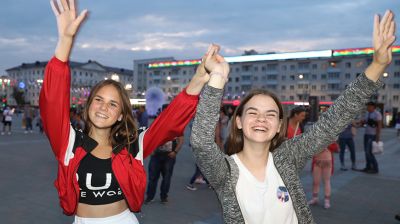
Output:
[383, 72, 389, 78]
[111, 74, 120, 82]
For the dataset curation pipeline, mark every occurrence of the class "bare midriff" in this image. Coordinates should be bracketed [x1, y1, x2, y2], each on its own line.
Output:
[76, 199, 129, 218]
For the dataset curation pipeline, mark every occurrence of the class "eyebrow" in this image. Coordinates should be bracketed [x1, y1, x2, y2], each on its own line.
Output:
[245, 107, 278, 114]
[94, 95, 120, 105]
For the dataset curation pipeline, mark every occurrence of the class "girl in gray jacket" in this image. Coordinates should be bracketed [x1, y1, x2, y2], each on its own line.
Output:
[191, 11, 396, 224]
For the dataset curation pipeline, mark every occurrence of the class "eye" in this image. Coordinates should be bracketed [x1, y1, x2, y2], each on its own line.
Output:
[94, 98, 102, 102]
[110, 103, 118, 108]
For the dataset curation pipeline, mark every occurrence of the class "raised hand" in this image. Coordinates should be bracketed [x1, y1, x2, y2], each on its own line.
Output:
[51, 0, 88, 61]
[204, 44, 230, 79]
[366, 10, 397, 82]
[373, 10, 396, 66]
[51, 0, 88, 38]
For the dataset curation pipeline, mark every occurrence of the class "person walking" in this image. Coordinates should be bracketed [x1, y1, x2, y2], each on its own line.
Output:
[338, 122, 357, 170]
[361, 101, 382, 174]
[145, 136, 184, 204]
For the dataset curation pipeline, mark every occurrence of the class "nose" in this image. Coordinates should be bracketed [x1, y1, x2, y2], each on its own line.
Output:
[99, 102, 108, 111]
[256, 114, 267, 122]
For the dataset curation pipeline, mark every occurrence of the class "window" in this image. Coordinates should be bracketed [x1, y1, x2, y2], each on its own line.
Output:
[393, 95, 399, 102]
[312, 74, 317, 80]
[242, 65, 251, 72]
[298, 62, 310, 70]
[312, 85, 316, 90]
[267, 75, 277, 80]
[262, 66, 266, 71]
[235, 68, 240, 72]
[312, 64, 317, 69]
[321, 85, 326, 90]
[345, 62, 351, 68]
[281, 86, 286, 90]
[345, 73, 351, 79]
[281, 76, 286, 80]
[394, 84, 400, 89]
[281, 65, 287, 71]
[321, 96, 326, 100]
[394, 72, 400, 78]
[289, 96, 294, 100]
[235, 77, 240, 82]
[290, 85, 294, 90]
[241, 76, 251, 81]
[321, 74, 327, 79]
[328, 72, 340, 79]
[254, 66, 259, 72]
[290, 65, 296, 71]
[395, 60, 400, 65]
[267, 64, 278, 71]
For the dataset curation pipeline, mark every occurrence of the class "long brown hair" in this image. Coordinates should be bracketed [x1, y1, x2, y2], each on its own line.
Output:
[83, 79, 138, 149]
[226, 89, 287, 155]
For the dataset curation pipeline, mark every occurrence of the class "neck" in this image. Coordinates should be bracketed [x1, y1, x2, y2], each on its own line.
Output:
[289, 118, 298, 127]
[239, 140, 270, 168]
[89, 127, 112, 146]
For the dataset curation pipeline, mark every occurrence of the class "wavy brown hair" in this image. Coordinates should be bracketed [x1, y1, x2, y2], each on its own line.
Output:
[83, 80, 137, 150]
[226, 89, 287, 155]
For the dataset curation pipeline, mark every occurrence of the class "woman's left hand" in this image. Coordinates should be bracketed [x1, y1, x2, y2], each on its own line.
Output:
[373, 10, 396, 66]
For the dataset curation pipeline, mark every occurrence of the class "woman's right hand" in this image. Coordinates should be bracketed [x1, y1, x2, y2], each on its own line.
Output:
[204, 44, 230, 89]
[51, 0, 88, 61]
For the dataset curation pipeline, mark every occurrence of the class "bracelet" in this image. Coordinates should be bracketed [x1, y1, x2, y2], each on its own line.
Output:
[210, 72, 228, 83]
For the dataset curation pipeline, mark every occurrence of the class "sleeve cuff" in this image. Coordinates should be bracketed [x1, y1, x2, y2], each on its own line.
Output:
[50, 56, 69, 66]
[182, 87, 200, 100]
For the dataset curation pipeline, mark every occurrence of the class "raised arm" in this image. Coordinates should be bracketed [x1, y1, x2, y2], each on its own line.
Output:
[190, 45, 232, 189]
[51, 0, 88, 62]
[141, 51, 211, 158]
[286, 10, 396, 169]
[39, 0, 88, 162]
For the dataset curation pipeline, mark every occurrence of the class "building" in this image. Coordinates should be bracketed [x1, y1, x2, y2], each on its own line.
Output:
[138, 46, 400, 122]
[133, 57, 174, 97]
[6, 60, 133, 107]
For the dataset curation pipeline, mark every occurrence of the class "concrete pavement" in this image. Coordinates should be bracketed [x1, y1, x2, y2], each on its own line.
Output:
[0, 116, 399, 223]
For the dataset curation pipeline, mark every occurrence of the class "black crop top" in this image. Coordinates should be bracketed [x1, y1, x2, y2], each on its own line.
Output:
[76, 153, 125, 205]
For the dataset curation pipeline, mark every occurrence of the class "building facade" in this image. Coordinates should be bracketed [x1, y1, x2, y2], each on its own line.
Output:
[138, 47, 400, 119]
[6, 60, 133, 107]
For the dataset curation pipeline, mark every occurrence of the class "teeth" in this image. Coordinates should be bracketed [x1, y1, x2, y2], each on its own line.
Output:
[95, 113, 108, 119]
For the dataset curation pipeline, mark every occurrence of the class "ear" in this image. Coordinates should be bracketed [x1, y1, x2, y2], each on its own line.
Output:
[118, 114, 123, 121]
[236, 116, 242, 130]
[276, 119, 283, 133]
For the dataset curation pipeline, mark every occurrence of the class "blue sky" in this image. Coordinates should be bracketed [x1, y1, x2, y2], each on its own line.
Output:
[0, 0, 398, 74]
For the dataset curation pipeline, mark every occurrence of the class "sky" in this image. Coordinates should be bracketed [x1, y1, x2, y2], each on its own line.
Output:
[0, 0, 399, 74]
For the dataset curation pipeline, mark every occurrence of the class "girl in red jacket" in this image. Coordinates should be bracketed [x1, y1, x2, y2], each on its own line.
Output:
[40, 0, 212, 223]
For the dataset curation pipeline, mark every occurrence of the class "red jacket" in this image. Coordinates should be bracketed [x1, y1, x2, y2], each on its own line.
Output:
[39, 57, 198, 215]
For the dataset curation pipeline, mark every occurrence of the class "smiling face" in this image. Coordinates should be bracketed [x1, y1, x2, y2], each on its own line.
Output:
[236, 94, 282, 145]
[88, 84, 123, 130]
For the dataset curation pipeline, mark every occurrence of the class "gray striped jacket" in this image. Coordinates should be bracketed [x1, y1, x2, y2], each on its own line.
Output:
[190, 73, 383, 224]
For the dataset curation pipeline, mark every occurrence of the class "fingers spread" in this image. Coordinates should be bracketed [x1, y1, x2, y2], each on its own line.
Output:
[75, 9, 88, 26]
[50, 0, 60, 16]
[60, 0, 70, 11]
[379, 10, 391, 36]
[69, 0, 76, 11]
